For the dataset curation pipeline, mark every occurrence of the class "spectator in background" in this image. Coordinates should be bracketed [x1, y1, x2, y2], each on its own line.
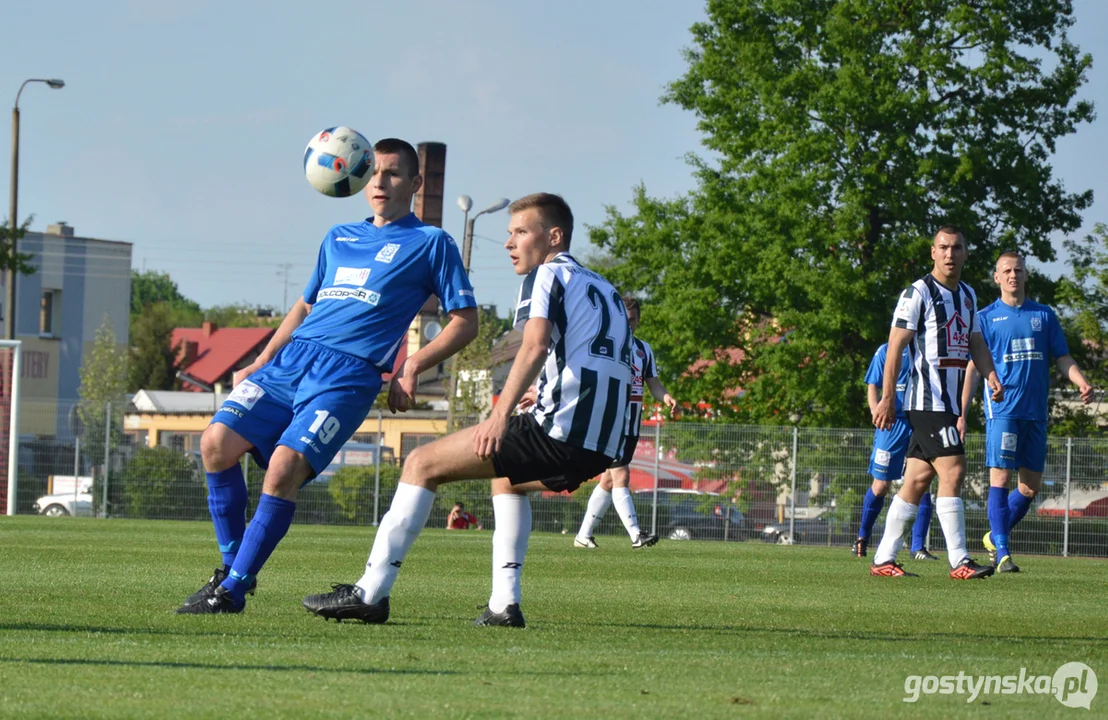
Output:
[447, 502, 482, 530]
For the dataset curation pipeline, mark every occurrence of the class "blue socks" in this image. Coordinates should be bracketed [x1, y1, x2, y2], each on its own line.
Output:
[221, 494, 297, 603]
[1009, 489, 1033, 530]
[988, 486, 1011, 558]
[206, 465, 248, 568]
[858, 488, 885, 541]
[910, 492, 933, 552]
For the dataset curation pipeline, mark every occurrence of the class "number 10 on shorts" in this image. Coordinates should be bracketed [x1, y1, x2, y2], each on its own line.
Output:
[938, 425, 959, 448]
[309, 410, 341, 444]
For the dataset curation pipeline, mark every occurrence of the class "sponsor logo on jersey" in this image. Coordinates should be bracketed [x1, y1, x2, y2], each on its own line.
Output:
[317, 287, 381, 306]
[334, 267, 370, 286]
[459, 289, 474, 297]
[375, 243, 402, 263]
[334, 236, 358, 243]
[1011, 338, 1035, 352]
[1002, 351, 1043, 363]
[992, 315, 1008, 322]
[226, 380, 265, 411]
[1031, 316, 1042, 331]
[944, 313, 970, 352]
[896, 383, 907, 393]
[894, 297, 912, 320]
[1001, 432, 1017, 452]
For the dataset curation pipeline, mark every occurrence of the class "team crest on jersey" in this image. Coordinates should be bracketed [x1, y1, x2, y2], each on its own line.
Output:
[964, 296, 972, 311]
[636, 348, 645, 358]
[334, 267, 370, 286]
[226, 380, 265, 411]
[1031, 317, 1042, 331]
[375, 243, 402, 264]
[944, 313, 970, 351]
[1001, 432, 1017, 452]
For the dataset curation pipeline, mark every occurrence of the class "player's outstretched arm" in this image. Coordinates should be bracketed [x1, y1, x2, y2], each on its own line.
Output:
[473, 317, 552, 459]
[959, 361, 980, 440]
[969, 333, 1003, 402]
[233, 298, 312, 386]
[1056, 355, 1095, 404]
[875, 327, 912, 429]
[646, 377, 677, 412]
[866, 384, 880, 417]
[388, 307, 479, 413]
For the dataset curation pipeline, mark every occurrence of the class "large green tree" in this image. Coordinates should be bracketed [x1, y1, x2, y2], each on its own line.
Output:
[127, 302, 181, 392]
[130, 270, 203, 327]
[591, 0, 1094, 425]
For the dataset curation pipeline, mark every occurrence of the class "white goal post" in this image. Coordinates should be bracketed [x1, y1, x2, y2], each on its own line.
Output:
[2, 340, 22, 516]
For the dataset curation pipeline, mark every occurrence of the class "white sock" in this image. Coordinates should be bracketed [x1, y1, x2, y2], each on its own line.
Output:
[577, 486, 611, 540]
[356, 483, 435, 604]
[873, 496, 918, 564]
[611, 487, 642, 539]
[936, 496, 968, 568]
[489, 493, 531, 613]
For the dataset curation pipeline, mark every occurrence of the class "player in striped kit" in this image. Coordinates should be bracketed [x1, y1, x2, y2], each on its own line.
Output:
[303, 193, 632, 627]
[574, 297, 677, 550]
[870, 226, 1003, 580]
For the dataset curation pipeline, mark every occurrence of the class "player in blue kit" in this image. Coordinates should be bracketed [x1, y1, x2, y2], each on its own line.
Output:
[176, 138, 479, 614]
[960, 252, 1093, 573]
[852, 343, 938, 561]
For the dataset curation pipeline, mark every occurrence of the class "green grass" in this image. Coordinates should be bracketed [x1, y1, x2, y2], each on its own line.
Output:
[0, 517, 1105, 719]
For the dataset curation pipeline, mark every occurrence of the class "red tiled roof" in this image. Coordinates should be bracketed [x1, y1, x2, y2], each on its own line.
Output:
[172, 326, 275, 387]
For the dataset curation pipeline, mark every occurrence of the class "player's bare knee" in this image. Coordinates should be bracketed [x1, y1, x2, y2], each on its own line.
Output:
[871, 480, 890, 497]
[599, 472, 614, 491]
[201, 424, 241, 472]
[263, 447, 311, 499]
[399, 447, 442, 491]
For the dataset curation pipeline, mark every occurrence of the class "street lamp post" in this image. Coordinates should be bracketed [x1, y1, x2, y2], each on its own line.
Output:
[8, 78, 65, 340]
[445, 196, 509, 432]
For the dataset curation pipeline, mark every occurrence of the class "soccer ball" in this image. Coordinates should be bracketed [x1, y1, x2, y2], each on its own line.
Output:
[303, 127, 374, 197]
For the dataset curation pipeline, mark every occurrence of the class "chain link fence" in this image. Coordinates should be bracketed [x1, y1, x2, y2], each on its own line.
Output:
[7, 402, 1107, 558]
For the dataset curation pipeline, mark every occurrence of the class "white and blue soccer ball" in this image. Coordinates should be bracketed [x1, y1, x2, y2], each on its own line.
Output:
[303, 127, 374, 197]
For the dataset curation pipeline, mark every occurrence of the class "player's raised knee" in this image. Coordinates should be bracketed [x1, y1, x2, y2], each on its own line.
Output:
[201, 423, 246, 471]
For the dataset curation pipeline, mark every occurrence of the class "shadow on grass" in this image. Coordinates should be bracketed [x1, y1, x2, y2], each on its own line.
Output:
[0, 656, 457, 675]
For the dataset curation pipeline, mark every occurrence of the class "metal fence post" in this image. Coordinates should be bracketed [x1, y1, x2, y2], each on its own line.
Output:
[789, 426, 798, 544]
[1063, 437, 1072, 558]
[650, 419, 661, 536]
[373, 410, 383, 527]
[101, 402, 111, 518]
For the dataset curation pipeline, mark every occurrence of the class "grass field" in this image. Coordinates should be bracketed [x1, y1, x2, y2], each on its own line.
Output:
[1, 517, 1105, 719]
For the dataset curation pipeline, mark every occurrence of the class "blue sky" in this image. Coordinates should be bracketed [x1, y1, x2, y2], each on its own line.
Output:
[2, 0, 1105, 320]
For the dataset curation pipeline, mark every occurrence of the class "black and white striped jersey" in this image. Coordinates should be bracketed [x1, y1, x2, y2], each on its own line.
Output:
[513, 253, 632, 458]
[625, 336, 658, 440]
[891, 274, 981, 415]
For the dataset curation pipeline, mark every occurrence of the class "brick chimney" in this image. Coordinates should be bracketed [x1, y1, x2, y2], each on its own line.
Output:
[413, 142, 446, 228]
[178, 340, 199, 367]
[202, 321, 216, 338]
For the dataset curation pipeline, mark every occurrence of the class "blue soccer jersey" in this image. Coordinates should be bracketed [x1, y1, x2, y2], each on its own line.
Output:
[293, 214, 477, 371]
[864, 343, 911, 419]
[978, 299, 1069, 421]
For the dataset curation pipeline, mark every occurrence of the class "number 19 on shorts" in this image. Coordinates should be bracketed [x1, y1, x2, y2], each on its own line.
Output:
[308, 410, 341, 444]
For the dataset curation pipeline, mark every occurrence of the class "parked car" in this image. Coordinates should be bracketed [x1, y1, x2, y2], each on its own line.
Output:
[633, 488, 746, 541]
[761, 516, 844, 545]
[33, 476, 94, 516]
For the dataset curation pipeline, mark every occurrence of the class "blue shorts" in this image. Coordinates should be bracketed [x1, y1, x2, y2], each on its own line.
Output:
[211, 340, 382, 478]
[868, 417, 911, 482]
[986, 418, 1047, 473]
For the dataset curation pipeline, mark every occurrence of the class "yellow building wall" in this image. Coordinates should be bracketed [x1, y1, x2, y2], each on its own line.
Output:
[18, 337, 62, 436]
[124, 411, 450, 458]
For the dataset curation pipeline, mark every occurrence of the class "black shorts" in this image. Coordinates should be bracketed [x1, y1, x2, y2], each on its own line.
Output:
[906, 411, 964, 461]
[611, 435, 639, 468]
[491, 413, 614, 493]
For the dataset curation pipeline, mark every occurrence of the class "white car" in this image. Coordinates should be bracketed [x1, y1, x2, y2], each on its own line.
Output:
[33, 490, 94, 517]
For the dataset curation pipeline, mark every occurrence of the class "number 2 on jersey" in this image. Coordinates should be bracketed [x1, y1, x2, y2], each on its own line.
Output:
[308, 410, 341, 444]
[586, 284, 632, 369]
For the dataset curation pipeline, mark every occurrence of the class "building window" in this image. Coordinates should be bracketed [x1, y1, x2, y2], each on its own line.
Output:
[40, 289, 61, 337]
[400, 433, 439, 463]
